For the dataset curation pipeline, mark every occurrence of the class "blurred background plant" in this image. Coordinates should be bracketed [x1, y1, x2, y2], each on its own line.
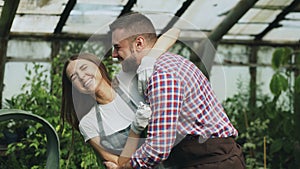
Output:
[224, 47, 300, 169]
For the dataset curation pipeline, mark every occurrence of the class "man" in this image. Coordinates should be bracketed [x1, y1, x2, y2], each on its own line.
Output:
[109, 12, 245, 169]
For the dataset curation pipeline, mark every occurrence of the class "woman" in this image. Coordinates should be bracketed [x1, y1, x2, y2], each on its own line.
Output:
[60, 28, 180, 167]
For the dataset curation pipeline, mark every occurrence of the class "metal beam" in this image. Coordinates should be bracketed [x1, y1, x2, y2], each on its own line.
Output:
[160, 0, 194, 35]
[0, 0, 20, 108]
[53, 0, 76, 93]
[219, 39, 300, 47]
[118, 0, 137, 17]
[249, 46, 258, 109]
[208, 0, 258, 42]
[9, 32, 107, 41]
[0, 0, 20, 37]
[255, 0, 300, 40]
[0, 39, 7, 108]
[197, 0, 258, 76]
[8, 32, 300, 47]
[54, 0, 76, 34]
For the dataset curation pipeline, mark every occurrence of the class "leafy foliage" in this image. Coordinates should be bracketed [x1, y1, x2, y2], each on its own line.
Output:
[1, 41, 112, 168]
[271, 47, 292, 70]
[224, 47, 299, 169]
[270, 73, 288, 95]
[224, 82, 297, 169]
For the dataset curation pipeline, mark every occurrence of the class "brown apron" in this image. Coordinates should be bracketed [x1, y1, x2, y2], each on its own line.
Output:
[163, 135, 246, 169]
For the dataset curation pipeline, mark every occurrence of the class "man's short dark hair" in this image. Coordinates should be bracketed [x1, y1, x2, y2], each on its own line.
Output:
[109, 12, 157, 42]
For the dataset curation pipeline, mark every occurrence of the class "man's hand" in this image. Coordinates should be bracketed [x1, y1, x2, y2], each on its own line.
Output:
[137, 55, 156, 95]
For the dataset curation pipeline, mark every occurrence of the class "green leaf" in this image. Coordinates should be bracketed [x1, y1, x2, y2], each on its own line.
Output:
[30, 142, 38, 150]
[272, 48, 284, 69]
[270, 139, 283, 154]
[295, 75, 300, 94]
[266, 102, 277, 119]
[295, 52, 300, 69]
[283, 140, 293, 153]
[283, 118, 292, 136]
[282, 47, 292, 65]
[271, 47, 292, 69]
[270, 73, 288, 95]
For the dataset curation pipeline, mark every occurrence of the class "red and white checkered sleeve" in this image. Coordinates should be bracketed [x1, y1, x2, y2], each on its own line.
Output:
[130, 71, 183, 168]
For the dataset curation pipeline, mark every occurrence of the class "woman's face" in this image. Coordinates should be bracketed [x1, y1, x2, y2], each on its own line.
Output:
[66, 59, 103, 94]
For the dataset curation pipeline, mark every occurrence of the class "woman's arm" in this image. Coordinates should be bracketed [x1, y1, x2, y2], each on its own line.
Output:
[118, 102, 152, 166]
[148, 27, 180, 58]
[118, 130, 140, 166]
[88, 136, 119, 164]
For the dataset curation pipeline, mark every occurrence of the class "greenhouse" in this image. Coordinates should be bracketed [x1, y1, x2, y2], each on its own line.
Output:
[0, 0, 300, 168]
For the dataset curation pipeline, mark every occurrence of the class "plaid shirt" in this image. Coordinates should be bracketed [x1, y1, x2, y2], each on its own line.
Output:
[130, 52, 238, 168]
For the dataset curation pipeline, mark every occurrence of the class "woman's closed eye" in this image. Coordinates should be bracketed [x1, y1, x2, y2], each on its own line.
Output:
[80, 64, 88, 70]
[70, 74, 77, 81]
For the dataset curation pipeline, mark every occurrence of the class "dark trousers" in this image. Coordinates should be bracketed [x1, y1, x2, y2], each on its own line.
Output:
[163, 135, 246, 169]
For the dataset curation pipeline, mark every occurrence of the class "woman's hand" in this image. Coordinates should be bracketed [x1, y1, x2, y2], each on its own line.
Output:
[104, 161, 119, 169]
[104, 161, 134, 169]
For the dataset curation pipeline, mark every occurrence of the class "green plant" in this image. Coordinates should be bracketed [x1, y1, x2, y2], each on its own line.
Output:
[223, 47, 299, 169]
[1, 41, 115, 168]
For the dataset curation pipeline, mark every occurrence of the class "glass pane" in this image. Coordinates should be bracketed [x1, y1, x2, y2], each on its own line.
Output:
[7, 40, 51, 59]
[229, 23, 269, 35]
[145, 13, 173, 31]
[286, 12, 300, 19]
[64, 2, 122, 34]
[255, 0, 293, 7]
[223, 35, 255, 40]
[3, 62, 51, 102]
[64, 14, 115, 34]
[133, 0, 185, 13]
[77, 0, 128, 6]
[280, 20, 300, 28]
[263, 27, 300, 41]
[18, 0, 68, 14]
[256, 67, 276, 95]
[11, 15, 60, 33]
[211, 66, 250, 101]
[239, 9, 281, 23]
[216, 44, 249, 63]
[180, 0, 239, 31]
[257, 46, 275, 64]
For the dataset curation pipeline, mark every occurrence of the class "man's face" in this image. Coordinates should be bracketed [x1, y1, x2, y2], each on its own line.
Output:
[112, 28, 139, 72]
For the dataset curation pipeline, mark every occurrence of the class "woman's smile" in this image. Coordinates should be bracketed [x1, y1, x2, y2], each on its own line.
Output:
[83, 78, 94, 88]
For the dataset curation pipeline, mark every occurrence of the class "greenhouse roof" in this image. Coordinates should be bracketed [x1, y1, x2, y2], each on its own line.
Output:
[1, 0, 300, 46]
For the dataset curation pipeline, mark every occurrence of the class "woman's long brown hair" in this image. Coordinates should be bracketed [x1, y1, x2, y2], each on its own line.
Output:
[60, 53, 112, 131]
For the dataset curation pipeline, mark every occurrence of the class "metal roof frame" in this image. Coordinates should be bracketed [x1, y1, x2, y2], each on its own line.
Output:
[0, 0, 20, 107]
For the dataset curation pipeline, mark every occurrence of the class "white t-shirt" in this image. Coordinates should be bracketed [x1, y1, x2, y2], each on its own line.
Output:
[79, 94, 135, 142]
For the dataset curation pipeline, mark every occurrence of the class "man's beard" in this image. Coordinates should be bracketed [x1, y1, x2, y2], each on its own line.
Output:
[121, 50, 139, 73]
